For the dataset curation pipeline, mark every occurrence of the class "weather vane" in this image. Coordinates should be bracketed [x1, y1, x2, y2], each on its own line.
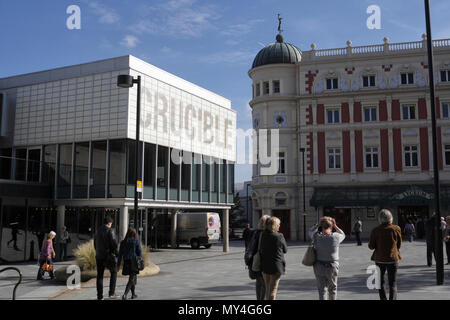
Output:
[277, 13, 283, 33]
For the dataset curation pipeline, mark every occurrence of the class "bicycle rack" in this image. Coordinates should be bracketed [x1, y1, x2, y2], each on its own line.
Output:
[0, 267, 22, 300]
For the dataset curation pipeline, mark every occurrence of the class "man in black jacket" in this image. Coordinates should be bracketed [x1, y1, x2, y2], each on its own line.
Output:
[95, 215, 119, 300]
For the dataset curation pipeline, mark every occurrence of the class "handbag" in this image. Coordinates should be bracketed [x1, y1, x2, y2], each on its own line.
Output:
[251, 233, 263, 272]
[302, 233, 317, 267]
[42, 259, 53, 272]
[136, 256, 145, 271]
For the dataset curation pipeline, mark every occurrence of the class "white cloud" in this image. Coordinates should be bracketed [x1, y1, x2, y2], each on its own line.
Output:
[220, 19, 264, 37]
[130, 0, 220, 38]
[89, 1, 120, 24]
[200, 50, 255, 64]
[121, 35, 140, 48]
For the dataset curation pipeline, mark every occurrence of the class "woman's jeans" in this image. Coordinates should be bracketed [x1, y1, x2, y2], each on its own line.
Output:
[376, 262, 398, 300]
[124, 273, 137, 296]
[262, 272, 281, 300]
[313, 261, 339, 300]
[37, 257, 54, 279]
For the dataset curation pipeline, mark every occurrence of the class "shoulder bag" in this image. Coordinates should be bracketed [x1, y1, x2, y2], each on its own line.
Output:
[251, 232, 263, 272]
[302, 232, 317, 267]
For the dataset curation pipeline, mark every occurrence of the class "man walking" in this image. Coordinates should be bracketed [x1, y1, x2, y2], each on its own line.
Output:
[353, 217, 362, 246]
[58, 226, 69, 261]
[94, 216, 119, 300]
[242, 224, 252, 250]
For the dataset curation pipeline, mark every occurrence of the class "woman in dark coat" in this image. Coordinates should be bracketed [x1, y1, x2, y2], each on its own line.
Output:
[117, 227, 143, 300]
[260, 216, 287, 300]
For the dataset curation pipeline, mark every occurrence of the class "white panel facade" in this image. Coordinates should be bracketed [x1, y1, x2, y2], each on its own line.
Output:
[3, 55, 236, 162]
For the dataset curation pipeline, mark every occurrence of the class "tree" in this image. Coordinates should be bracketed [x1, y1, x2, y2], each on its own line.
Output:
[230, 192, 246, 227]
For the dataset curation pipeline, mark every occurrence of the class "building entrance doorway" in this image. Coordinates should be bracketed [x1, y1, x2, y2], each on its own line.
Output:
[323, 207, 352, 235]
[398, 206, 429, 236]
[272, 210, 290, 240]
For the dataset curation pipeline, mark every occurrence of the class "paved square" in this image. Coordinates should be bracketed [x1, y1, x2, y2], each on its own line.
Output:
[53, 239, 450, 300]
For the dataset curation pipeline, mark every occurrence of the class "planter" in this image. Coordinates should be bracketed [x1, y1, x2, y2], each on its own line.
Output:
[54, 262, 160, 283]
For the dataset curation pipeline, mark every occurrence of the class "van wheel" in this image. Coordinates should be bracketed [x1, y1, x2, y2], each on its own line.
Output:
[190, 239, 200, 249]
[204, 244, 212, 249]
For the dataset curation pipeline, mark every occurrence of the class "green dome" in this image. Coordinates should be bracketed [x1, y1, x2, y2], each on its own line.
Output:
[252, 34, 302, 69]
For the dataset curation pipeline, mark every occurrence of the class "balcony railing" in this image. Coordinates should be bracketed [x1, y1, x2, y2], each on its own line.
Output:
[304, 35, 450, 61]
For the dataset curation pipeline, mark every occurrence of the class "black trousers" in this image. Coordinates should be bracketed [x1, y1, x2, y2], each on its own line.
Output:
[446, 241, 450, 264]
[426, 242, 436, 266]
[125, 273, 138, 296]
[96, 258, 117, 299]
[355, 232, 362, 245]
[376, 263, 398, 300]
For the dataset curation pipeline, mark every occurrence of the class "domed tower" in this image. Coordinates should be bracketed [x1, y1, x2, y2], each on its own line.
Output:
[248, 23, 303, 241]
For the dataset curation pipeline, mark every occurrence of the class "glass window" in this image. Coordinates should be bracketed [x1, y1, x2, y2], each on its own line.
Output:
[0, 148, 12, 179]
[326, 78, 338, 90]
[143, 143, 156, 198]
[157, 145, 168, 200]
[90, 141, 107, 198]
[365, 147, 379, 168]
[327, 109, 340, 124]
[255, 83, 260, 97]
[14, 149, 27, 181]
[441, 70, 450, 82]
[273, 80, 280, 93]
[445, 145, 450, 166]
[181, 151, 191, 193]
[170, 148, 180, 200]
[364, 107, 377, 122]
[443, 103, 450, 118]
[202, 156, 210, 202]
[402, 105, 416, 120]
[263, 81, 269, 95]
[328, 148, 341, 169]
[192, 153, 201, 201]
[278, 152, 286, 174]
[401, 72, 414, 85]
[363, 75, 376, 87]
[109, 139, 127, 198]
[73, 142, 89, 198]
[43, 145, 56, 187]
[404, 146, 418, 167]
[58, 144, 72, 199]
[27, 149, 41, 182]
[228, 162, 235, 203]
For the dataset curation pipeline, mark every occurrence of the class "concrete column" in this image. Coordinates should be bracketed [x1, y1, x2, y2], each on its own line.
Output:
[223, 209, 229, 252]
[119, 206, 129, 242]
[56, 205, 65, 261]
[170, 210, 178, 248]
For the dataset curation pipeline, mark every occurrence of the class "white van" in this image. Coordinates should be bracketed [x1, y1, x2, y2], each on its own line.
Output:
[176, 212, 221, 249]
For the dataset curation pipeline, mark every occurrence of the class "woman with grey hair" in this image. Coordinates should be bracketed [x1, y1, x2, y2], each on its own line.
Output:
[259, 216, 287, 300]
[245, 215, 270, 300]
[308, 216, 345, 300]
[368, 209, 402, 300]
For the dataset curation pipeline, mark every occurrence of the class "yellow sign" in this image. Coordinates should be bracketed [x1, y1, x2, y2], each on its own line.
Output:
[137, 180, 143, 192]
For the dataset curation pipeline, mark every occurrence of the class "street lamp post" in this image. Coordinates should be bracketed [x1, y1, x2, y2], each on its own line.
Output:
[424, 0, 444, 285]
[117, 74, 141, 234]
[300, 148, 306, 242]
[246, 183, 250, 226]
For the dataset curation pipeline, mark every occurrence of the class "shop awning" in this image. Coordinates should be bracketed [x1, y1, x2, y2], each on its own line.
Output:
[310, 184, 450, 207]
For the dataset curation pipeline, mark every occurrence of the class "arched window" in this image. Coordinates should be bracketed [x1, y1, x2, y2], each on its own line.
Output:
[274, 192, 288, 207]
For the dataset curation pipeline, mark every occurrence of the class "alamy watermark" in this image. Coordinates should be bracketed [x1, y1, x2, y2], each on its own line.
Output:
[366, 5, 381, 30]
[66, 5, 81, 30]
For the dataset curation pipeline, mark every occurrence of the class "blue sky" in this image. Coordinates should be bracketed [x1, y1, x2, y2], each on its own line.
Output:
[1, 0, 450, 183]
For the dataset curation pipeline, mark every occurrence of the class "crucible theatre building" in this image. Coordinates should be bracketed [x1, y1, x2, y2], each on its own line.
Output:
[0, 55, 236, 262]
[249, 31, 450, 241]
